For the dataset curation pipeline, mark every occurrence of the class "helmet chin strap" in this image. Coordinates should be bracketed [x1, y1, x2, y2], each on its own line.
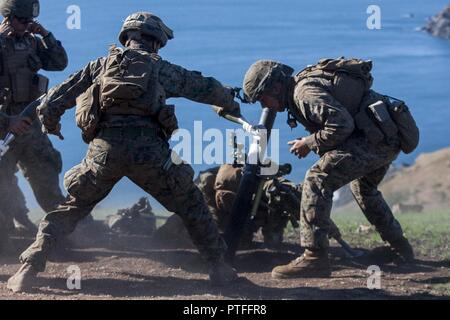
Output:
[283, 78, 297, 128]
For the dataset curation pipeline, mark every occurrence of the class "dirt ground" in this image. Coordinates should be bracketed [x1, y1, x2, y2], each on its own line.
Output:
[0, 227, 449, 300]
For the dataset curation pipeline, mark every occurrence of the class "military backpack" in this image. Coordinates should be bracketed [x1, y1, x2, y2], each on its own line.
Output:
[355, 91, 420, 154]
[295, 57, 373, 115]
[294, 58, 419, 154]
[295, 57, 373, 90]
[76, 45, 177, 143]
[99, 45, 165, 116]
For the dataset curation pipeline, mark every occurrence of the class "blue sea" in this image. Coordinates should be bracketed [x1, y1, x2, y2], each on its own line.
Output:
[19, 0, 450, 214]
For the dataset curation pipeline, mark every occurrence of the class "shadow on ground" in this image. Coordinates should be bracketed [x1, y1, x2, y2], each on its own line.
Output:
[1, 228, 449, 300]
[18, 274, 439, 300]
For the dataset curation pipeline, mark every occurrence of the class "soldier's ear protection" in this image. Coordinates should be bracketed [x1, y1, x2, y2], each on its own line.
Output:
[31, 1, 40, 18]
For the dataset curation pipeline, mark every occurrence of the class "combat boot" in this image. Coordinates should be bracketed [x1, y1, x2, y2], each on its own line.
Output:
[271, 249, 331, 279]
[7, 263, 38, 293]
[389, 236, 415, 263]
[208, 260, 238, 286]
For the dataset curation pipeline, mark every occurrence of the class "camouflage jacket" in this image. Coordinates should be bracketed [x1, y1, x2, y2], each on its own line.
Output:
[288, 77, 355, 155]
[38, 45, 237, 129]
[0, 31, 68, 72]
[0, 31, 68, 111]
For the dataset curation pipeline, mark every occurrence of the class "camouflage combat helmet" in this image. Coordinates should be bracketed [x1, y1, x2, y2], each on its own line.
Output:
[243, 60, 294, 103]
[119, 12, 174, 48]
[0, 0, 40, 19]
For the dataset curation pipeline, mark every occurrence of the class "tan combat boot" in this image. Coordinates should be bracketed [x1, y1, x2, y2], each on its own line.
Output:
[209, 260, 238, 286]
[271, 249, 331, 279]
[7, 263, 38, 293]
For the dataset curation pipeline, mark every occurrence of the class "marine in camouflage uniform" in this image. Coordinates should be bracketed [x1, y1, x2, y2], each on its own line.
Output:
[214, 164, 244, 232]
[0, 0, 67, 231]
[155, 164, 301, 247]
[8, 12, 239, 292]
[195, 166, 221, 215]
[0, 111, 32, 252]
[215, 164, 302, 246]
[241, 59, 414, 279]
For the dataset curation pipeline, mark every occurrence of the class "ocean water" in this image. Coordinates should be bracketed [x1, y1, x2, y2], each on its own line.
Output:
[17, 0, 450, 213]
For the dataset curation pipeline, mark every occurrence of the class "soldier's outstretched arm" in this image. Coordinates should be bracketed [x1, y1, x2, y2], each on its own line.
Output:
[37, 58, 105, 132]
[36, 33, 69, 71]
[158, 60, 239, 113]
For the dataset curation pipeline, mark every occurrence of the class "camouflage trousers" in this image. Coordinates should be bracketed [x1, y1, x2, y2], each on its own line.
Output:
[0, 174, 30, 233]
[300, 133, 404, 250]
[0, 119, 65, 214]
[20, 130, 226, 271]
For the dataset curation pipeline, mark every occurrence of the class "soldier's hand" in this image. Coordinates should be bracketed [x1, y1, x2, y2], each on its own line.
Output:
[27, 21, 49, 37]
[242, 122, 254, 133]
[288, 138, 311, 159]
[36, 102, 65, 139]
[0, 18, 15, 37]
[8, 116, 32, 135]
[42, 122, 64, 140]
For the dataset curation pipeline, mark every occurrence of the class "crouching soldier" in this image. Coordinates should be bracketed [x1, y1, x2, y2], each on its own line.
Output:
[241, 58, 419, 279]
[155, 163, 301, 248]
[8, 12, 241, 292]
[214, 164, 301, 247]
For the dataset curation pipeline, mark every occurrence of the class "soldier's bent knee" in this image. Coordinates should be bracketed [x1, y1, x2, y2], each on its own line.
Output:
[64, 165, 103, 205]
[165, 163, 196, 197]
